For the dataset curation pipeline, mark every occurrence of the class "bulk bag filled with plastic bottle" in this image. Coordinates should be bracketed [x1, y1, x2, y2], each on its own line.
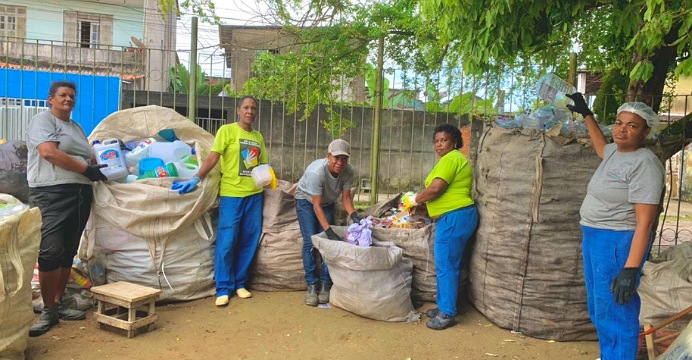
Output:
[79, 106, 220, 301]
[469, 123, 602, 341]
[362, 194, 437, 303]
[0, 194, 41, 359]
[312, 227, 419, 323]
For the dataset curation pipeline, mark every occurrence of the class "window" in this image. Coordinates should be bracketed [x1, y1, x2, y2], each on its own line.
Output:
[0, 14, 16, 37]
[78, 21, 100, 48]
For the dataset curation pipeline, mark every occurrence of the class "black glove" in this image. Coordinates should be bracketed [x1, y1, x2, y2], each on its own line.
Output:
[611, 267, 639, 305]
[325, 227, 341, 241]
[83, 164, 108, 182]
[350, 212, 362, 224]
[566, 92, 594, 117]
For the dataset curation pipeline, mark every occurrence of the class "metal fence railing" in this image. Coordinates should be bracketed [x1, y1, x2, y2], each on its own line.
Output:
[1, 37, 691, 253]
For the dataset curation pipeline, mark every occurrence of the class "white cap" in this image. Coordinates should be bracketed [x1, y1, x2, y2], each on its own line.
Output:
[617, 102, 660, 138]
[328, 139, 350, 157]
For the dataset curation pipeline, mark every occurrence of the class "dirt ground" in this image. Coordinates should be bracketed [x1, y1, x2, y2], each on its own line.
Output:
[25, 292, 600, 360]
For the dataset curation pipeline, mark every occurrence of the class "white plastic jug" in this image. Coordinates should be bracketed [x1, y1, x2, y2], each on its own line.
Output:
[251, 164, 276, 189]
[125, 137, 156, 167]
[172, 162, 200, 179]
[93, 139, 128, 181]
[148, 140, 193, 164]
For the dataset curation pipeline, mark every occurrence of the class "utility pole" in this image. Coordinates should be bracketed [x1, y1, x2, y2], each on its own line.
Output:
[369, 37, 384, 205]
[188, 16, 198, 122]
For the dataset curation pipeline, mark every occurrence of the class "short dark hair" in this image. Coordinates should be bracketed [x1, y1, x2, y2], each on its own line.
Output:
[49, 81, 77, 98]
[238, 95, 257, 107]
[433, 123, 463, 149]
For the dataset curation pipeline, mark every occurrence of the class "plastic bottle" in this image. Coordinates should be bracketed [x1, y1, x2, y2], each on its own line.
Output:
[0, 203, 29, 218]
[125, 137, 156, 167]
[535, 73, 577, 107]
[148, 140, 193, 164]
[138, 163, 179, 179]
[93, 138, 129, 181]
[181, 148, 199, 167]
[172, 162, 199, 179]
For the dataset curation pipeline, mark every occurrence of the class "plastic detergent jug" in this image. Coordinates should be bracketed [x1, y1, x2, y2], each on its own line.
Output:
[148, 140, 193, 164]
[125, 137, 156, 167]
[93, 139, 128, 181]
[535, 73, 577, 107]
[251, 164, 277, 189]
[138, 163, 178, 179]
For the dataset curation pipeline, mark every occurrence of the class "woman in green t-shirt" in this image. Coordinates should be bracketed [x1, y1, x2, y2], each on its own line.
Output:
[402, 124, 478, 330]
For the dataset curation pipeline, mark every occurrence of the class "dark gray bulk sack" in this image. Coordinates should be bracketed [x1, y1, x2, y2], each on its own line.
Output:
[363, 195, 437, 303]
[0, 141, 28, 203]
[470, 125, 600, 341]
[249, 180, 307, 291]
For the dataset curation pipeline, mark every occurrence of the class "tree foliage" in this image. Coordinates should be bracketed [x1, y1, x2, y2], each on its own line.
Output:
[420, 0, 691, 111]
[158, 0, 220, 24]
[168, 64, 226, 96]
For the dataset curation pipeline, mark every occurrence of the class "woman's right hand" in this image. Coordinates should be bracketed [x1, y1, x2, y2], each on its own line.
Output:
[172, 176, 201, 194]
[566, 92, 593, 117]
[83, 164, 108, 181]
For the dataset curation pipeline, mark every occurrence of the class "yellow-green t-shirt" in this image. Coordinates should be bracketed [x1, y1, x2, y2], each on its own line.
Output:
[425, 150, 474, 217]
[211, 123, 268, 197]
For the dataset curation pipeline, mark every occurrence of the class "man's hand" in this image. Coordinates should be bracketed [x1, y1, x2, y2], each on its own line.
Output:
[402, 192, 418, 211]
[325, 227, 341, 241]
[350, 212, 362, 224]
[83, 164, 108, 181]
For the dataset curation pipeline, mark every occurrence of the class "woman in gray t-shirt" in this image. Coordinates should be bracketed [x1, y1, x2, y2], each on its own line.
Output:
[26, 81, 107, 337]
[567, 93, 664, 360]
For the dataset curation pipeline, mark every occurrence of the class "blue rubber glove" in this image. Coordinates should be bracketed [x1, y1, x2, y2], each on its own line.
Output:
[171, 176, 201, 194]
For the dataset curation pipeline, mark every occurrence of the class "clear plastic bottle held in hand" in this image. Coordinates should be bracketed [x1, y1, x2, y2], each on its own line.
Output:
[536, 73, 577, 108]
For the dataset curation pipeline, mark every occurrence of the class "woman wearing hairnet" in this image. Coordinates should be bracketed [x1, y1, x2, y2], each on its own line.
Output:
[566, 93, 664, 360]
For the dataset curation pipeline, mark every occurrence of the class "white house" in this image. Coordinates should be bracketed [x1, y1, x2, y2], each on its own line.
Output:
[0, 0, 177, 91]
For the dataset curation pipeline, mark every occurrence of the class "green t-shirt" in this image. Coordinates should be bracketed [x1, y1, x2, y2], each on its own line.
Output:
[425, 150, 474, 217]
[211, 123, 268, 197]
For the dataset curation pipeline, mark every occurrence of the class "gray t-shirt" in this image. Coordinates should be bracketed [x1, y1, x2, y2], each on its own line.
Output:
[27, 110, 93, 187]
[295, 158, 355, 205]
[580, 143, 664, 231]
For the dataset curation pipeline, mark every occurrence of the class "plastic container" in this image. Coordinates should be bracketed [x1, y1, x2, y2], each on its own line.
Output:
[93, 138, 129, 181]
[172, 162, 199, 179]
[535, 73, 577, 107]
[251, 164, 277, 189]
[148, 140, 193, 164]
[138, 163, 179, 179]
[125, 137, 156, 167]
[138, 157, 165, 176]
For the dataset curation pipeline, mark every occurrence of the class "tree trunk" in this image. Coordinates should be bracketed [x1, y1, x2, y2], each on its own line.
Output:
[626, 23, 682, 112]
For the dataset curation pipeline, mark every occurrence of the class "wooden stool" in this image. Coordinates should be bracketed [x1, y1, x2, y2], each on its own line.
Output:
[90, 281, 162, 338]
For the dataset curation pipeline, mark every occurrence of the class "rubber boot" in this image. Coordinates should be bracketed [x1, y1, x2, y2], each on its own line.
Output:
[305, 284, 318, 306]
[318, 282, 332, 304]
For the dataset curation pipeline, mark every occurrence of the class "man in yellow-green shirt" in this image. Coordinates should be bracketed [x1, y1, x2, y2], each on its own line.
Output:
[173, 96, 268, 307]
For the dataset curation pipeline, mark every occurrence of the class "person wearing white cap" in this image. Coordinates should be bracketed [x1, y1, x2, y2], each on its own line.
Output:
[294, 139, 360, 306]
[567, 93, 664, 360]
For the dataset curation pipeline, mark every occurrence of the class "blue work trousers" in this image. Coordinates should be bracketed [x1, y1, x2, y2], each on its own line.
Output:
[215, 194, 263, 297]
[581, 225, 650, 360]
[435, 205, 478, 317]
[296, 199, 335, 285]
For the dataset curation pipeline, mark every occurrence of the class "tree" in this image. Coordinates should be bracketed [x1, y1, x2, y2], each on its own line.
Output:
[420, 0, 691, 112]
[158, 0, 220, 24]
[168, 64, 226, 96]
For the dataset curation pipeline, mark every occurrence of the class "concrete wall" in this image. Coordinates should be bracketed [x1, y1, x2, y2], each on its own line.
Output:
[122, 91, 472, 190]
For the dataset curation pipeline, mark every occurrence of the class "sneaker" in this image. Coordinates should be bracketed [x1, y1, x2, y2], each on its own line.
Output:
[56, 299, 86, 320]
[426, 311, 456, 330]
[236, 288, 252, 299]
[215, 295, 229, 307]
[29, 307, 59, 337]
[305, 284, 318, 307]
[426, 307, 439, 318]
[318, 282, 331, 304]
